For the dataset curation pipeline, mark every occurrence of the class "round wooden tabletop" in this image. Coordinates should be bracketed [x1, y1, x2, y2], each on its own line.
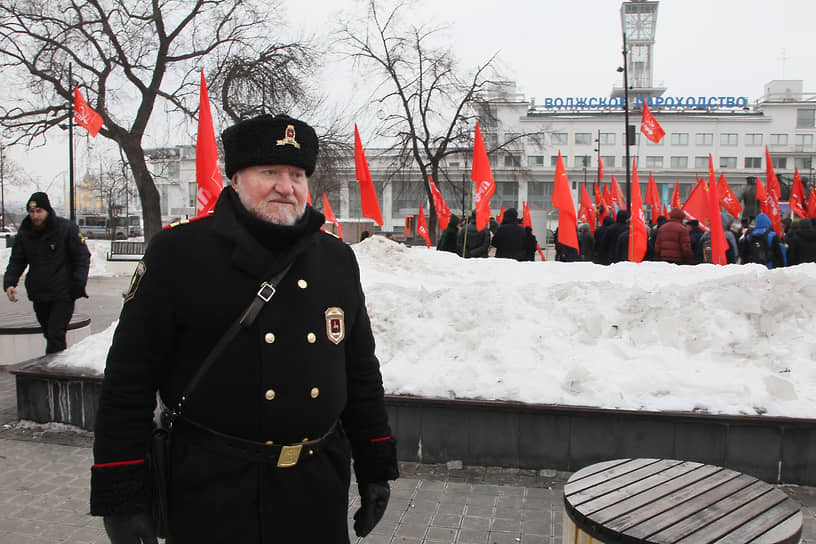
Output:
[564, 458, 802, 544]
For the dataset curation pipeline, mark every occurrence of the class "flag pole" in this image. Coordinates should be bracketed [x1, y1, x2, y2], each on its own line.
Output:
[68, 63, 76, 222]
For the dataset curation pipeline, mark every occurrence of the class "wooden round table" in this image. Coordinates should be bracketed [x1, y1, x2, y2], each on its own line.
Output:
[563, 458, 802, 544]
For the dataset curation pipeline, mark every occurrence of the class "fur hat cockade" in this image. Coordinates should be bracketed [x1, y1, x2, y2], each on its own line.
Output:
[221, 114, 319, 179]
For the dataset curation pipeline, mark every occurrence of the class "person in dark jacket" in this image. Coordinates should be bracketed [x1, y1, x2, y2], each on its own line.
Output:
[436, 214, 459, 253]
[597, 210, 628, 264]
[654, 208, 693, 264]
[646, 215, 667, 260]
[740, 212, 786, 269]
[91, 114, 399, 544]
[592, 215, 615, 265]
[491, 208, 526, 260]
[522, 226, 538, 261]
[786, 219, 816, 265]
[456, 211, 490, 258]
[687, 219, 705, 264]
[578, 223, 595, 261]
[3, 192, 90, 353]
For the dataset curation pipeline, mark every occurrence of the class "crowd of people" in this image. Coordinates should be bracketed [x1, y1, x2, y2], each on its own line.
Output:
[435, 206, 816, 268]
[435, 208, 538, 261]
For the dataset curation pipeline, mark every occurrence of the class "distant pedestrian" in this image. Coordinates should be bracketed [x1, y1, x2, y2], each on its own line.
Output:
[457, 211, 490, 258]
[654, 208, 693, 265]
[578, 223, 595, 261]
[522, 226, 538, 261]
[741, 212, 786, 268]
[593, 215, 615, 265]
[786, 219, 816, 265]
[436, 214, 459, 253]
[3, 192, 91, 354]
[491, 208, 526, 261]
[687, 219, 705, 264]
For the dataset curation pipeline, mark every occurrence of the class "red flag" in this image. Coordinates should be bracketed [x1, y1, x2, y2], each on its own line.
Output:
[428, 175, 451, 230]
[354, 125, 384, 226]
[707, 178, 728, 265]
[628, 159, 648, 262]
[790, 169, 808, 219]
[808, 186, 816, 219]
[598, 155, 605, 180]
[522, 201, 532, 228]
[602, 184, 615, 215]
[497, 205, 506, 225]
[611, 176, 627, 210]
[594, 182, 609, 224]
[73, 87, 103, 137]
[640, 101, 665, 143]
[682, 182, 710, 231]
[578, 184, 596, 233]
[471, 122, 496, 231]
[321, 192, 344, 240]
[552, 152, 578, 251]
[306, 187, 312, 206]
[765, 146, 781, 198]
[718, 174, 742, 219]
[416, 204, 431, 247]
[195, 71, 223, 216]
[755, 176, 767, 202]
[645, 172, 661, 219]
[670, 181, 682, 209]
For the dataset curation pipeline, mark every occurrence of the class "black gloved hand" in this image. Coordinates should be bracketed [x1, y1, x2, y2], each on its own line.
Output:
[103, 512, 158, 544]
[353, 481, 390, 537]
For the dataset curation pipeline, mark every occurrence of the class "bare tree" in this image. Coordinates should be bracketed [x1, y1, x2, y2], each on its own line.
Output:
[337, 0, 502, 240]
[0, 0, 310, 241]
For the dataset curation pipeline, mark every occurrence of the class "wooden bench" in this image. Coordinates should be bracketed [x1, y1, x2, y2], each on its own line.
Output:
[0, 312, 91, 366]
[563, 458, 802, 544]
[107, 240, 145, 261]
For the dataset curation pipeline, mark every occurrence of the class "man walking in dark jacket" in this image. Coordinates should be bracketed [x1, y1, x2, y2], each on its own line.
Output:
[3, 192, 90, 353]
[457, 211, 490, 258]
[491, 208, 526, 260]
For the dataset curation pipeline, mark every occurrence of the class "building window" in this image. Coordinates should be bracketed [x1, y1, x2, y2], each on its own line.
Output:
[504, 154, 521, 167]
[671, 133, 689, 145]
[695, 133, 713, 145]
[576, 155, 592, 167]
[646, 135, 664, 145]
[744, 157, 762, 169]
[796, 108, 816, 128]
[527, 155, 545, 168]
[188, 182, 197, 207]
[552, 132, 568, 145]
[575, 133, 592, 145]
[770, 134, 788, 145]
[551, 155, 567, 167]
[745, 134, 762, 146]
[159, 184, 169, 216]
[599, 133, 616, 145]
[772, 157, 787, 169]
[719, 157, 737, 169]
[720, 133, 738, 146]
[600, 156, 615, 168]
[504, 132, 521, 144]
[482, 133, 498, 150]
[645, 156, 663, 169]
[528, 134, 546, 147]
[447, 161, 460, 168]
[795, 134, 814, 147]
[670, 156, 688, 169]
[694, 156, 709, 169]
[795, 157, 813, 170]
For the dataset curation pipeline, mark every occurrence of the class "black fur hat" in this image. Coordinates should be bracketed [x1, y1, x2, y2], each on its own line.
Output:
[27, 192, 54, 215]
[221, 114, 319, 179]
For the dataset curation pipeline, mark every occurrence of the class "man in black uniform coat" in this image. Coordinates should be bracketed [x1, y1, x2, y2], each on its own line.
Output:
[4, 192, 90, 353]
[91, 114, 399, 543]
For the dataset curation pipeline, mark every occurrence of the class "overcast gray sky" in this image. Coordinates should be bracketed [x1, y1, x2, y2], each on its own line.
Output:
[6, 0, 816, 205]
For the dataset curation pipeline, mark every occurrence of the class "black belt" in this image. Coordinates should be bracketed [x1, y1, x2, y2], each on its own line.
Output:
[175, 417, 338, 467]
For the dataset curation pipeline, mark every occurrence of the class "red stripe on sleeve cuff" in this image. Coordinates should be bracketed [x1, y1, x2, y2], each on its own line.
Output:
[93, 459, 145, 468]
[370, 436, 392, 443]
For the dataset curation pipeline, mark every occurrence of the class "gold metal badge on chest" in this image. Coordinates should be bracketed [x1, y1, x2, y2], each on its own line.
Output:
[325, 307, 345, 345]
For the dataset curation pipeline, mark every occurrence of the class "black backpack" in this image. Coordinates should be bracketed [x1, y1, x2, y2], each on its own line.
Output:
[748, 232, 771, 264]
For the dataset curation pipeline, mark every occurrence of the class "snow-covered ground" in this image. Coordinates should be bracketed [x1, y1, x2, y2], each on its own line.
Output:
[4, 237, 815, 419]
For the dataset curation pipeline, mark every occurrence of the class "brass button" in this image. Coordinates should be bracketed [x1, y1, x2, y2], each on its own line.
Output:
[310, 387, 320, 398]
[297, 279, 308, 289]
[308, 449, 314, 455]
[302, 437, 309, 442]
[307, 332, 316, 343]
[264, 332, 276, 344]
[265, 440, 274, 446]
[264, 389, 276, 400]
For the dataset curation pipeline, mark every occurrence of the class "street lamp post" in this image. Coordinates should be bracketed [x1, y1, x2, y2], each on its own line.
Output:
[618, 32, 632, 209]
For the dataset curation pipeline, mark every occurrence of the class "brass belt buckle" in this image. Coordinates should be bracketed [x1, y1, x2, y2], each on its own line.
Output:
[277, 444, 302, 468]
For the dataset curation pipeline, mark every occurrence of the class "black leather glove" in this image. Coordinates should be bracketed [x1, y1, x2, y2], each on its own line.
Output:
[353, 481, 390, 537]
[103, 512, 158, 544]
